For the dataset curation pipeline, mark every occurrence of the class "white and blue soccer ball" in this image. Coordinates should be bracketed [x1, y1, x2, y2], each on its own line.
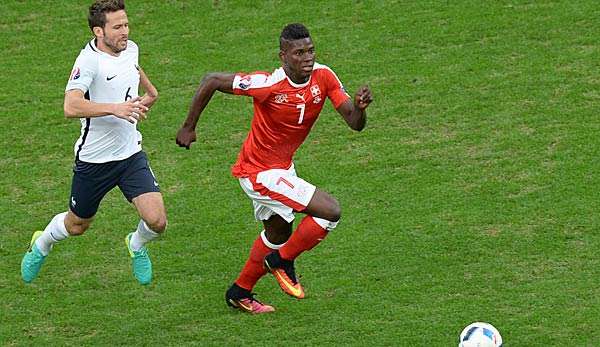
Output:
[458, 322, 503, 347]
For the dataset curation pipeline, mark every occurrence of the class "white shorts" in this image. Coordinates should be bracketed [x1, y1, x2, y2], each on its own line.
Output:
[239, 164, 316, 223]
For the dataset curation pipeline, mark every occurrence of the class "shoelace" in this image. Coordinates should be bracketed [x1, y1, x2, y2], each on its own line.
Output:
[281, 259, 298, 284]
[245, 292, 264, 305]
[134, 247, 148, 257]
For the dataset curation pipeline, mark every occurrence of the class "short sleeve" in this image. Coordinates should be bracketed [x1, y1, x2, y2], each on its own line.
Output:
[65, 52, 97, 93]
[232, 72, 272, 103]
[323, 68, 350, 109]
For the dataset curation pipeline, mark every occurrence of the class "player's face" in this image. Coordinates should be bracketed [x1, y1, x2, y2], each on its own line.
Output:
[96, 10, 129, 55]
[280, 37, 315, 84]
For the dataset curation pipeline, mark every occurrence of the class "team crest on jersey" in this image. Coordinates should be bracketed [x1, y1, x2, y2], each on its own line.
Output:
[310, 85, 321, 103]
[310, 85, 321, 97]
[70, 67, 80, 80]
[274, 94, 288, 103]
[238, 76, 252, 90]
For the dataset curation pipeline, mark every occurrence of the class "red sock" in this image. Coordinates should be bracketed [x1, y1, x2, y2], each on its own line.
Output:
[235, 235, 272, 291]
[279, 216, 328, 261]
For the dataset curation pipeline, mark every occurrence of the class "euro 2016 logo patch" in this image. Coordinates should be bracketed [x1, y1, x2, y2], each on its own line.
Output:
[70, 67, 80, 80]
[238, 76, 252, 90]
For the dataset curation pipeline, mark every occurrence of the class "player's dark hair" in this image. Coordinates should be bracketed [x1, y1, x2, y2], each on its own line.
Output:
[88, 0, 125, 30]
[279, 23, 311, 50]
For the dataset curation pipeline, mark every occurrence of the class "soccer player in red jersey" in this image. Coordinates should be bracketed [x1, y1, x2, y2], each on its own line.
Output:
[176, 23, 373, 314]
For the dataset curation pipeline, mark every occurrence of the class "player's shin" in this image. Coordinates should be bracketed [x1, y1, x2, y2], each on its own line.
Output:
[235, 231, 283, 290]
[279, 216, 337, 261]
[35, 212, 69, 256]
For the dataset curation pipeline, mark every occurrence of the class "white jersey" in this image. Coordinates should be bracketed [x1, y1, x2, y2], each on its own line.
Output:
[65, 39, 142, 163]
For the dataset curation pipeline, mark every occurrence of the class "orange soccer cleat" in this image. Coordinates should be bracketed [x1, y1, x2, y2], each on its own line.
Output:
[264, 251, 305, 299]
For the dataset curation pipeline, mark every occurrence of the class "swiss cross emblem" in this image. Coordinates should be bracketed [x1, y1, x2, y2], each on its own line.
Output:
[274, 94, 288, 103]
[310, 85, 321, 97]
[310, 85, 321, 103]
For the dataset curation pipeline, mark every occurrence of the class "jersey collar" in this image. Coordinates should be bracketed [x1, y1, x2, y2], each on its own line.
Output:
[89, 38, 124, 58]
[285, 72, 311, 88]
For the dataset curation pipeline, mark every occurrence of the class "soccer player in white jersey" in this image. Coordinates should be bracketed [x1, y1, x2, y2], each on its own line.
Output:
[21, 0, 167, 285]
[177, 23, 372, 313]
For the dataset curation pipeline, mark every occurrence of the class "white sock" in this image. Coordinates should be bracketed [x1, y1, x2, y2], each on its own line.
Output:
[35, 212, 69, 256]
[312, 217, 339, 231]
[260, 230, 285, 249]
[130, 220, 160, 251]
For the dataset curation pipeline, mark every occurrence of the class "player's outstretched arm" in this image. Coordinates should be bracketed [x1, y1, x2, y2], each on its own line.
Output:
[64, 89, 148, 123]
[176, 73, 235, 149]
[138, 67, 159, 109]
[335, 85, 373, 131]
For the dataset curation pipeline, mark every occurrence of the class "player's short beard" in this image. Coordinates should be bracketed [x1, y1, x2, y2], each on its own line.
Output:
[103, 36, 126, 54]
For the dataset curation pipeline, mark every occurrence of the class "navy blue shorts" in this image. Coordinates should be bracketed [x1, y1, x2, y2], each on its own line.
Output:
[69, 151, 160, 219]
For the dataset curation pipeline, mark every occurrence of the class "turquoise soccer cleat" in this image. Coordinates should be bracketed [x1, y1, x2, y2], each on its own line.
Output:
[125, 232, 152, 285]
[21, 230, 47, 283]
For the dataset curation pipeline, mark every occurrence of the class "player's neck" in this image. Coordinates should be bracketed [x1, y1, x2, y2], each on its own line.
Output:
[95, 39, 121, 57]
[283, 66, 309, 85]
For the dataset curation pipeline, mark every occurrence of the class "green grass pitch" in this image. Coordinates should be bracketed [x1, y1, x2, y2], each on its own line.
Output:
[2, 0, 600, 345]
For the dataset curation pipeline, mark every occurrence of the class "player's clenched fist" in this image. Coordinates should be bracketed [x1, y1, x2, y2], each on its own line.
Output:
[176, 126, 197, 149]
[354, 85, 373, 110]
[112, 96, 149, 123]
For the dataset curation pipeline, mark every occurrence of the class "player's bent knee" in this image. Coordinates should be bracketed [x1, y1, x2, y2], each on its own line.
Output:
[145, 216, 167, 233]
[326, 199, 341, 222]
[64, 212, 92, 236]
[66, 223, 89, 236]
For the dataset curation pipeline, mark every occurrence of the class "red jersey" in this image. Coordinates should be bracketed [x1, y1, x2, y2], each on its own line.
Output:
[231, 63, 350, 177]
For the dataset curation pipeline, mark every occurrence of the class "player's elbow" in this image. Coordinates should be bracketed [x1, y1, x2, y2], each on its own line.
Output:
[63, 102, 77, 118]
[201, 72, 233, 93]
[351, 123, 365, 131]
[63, 93, 83, 118]
[148, 89, 159, 99]
[349, 119, 366, 131]
[201, 73, 220, 87]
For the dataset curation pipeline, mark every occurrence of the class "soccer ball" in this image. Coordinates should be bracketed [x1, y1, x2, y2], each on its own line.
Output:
[458, 322, 503, 347]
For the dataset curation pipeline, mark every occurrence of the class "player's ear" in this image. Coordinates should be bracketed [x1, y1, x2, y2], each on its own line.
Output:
[92, 26, 104, 38]
[278, 50, 285, 63]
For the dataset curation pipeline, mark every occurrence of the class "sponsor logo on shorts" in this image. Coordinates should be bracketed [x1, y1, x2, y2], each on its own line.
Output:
[297, 185, 308, 198]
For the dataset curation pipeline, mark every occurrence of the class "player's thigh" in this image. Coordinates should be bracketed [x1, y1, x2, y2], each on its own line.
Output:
[118, 152, 160, 199]
[304, 189, 341, 222]
[69, 159, 121, 221]
[117, 151, 165, 229]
